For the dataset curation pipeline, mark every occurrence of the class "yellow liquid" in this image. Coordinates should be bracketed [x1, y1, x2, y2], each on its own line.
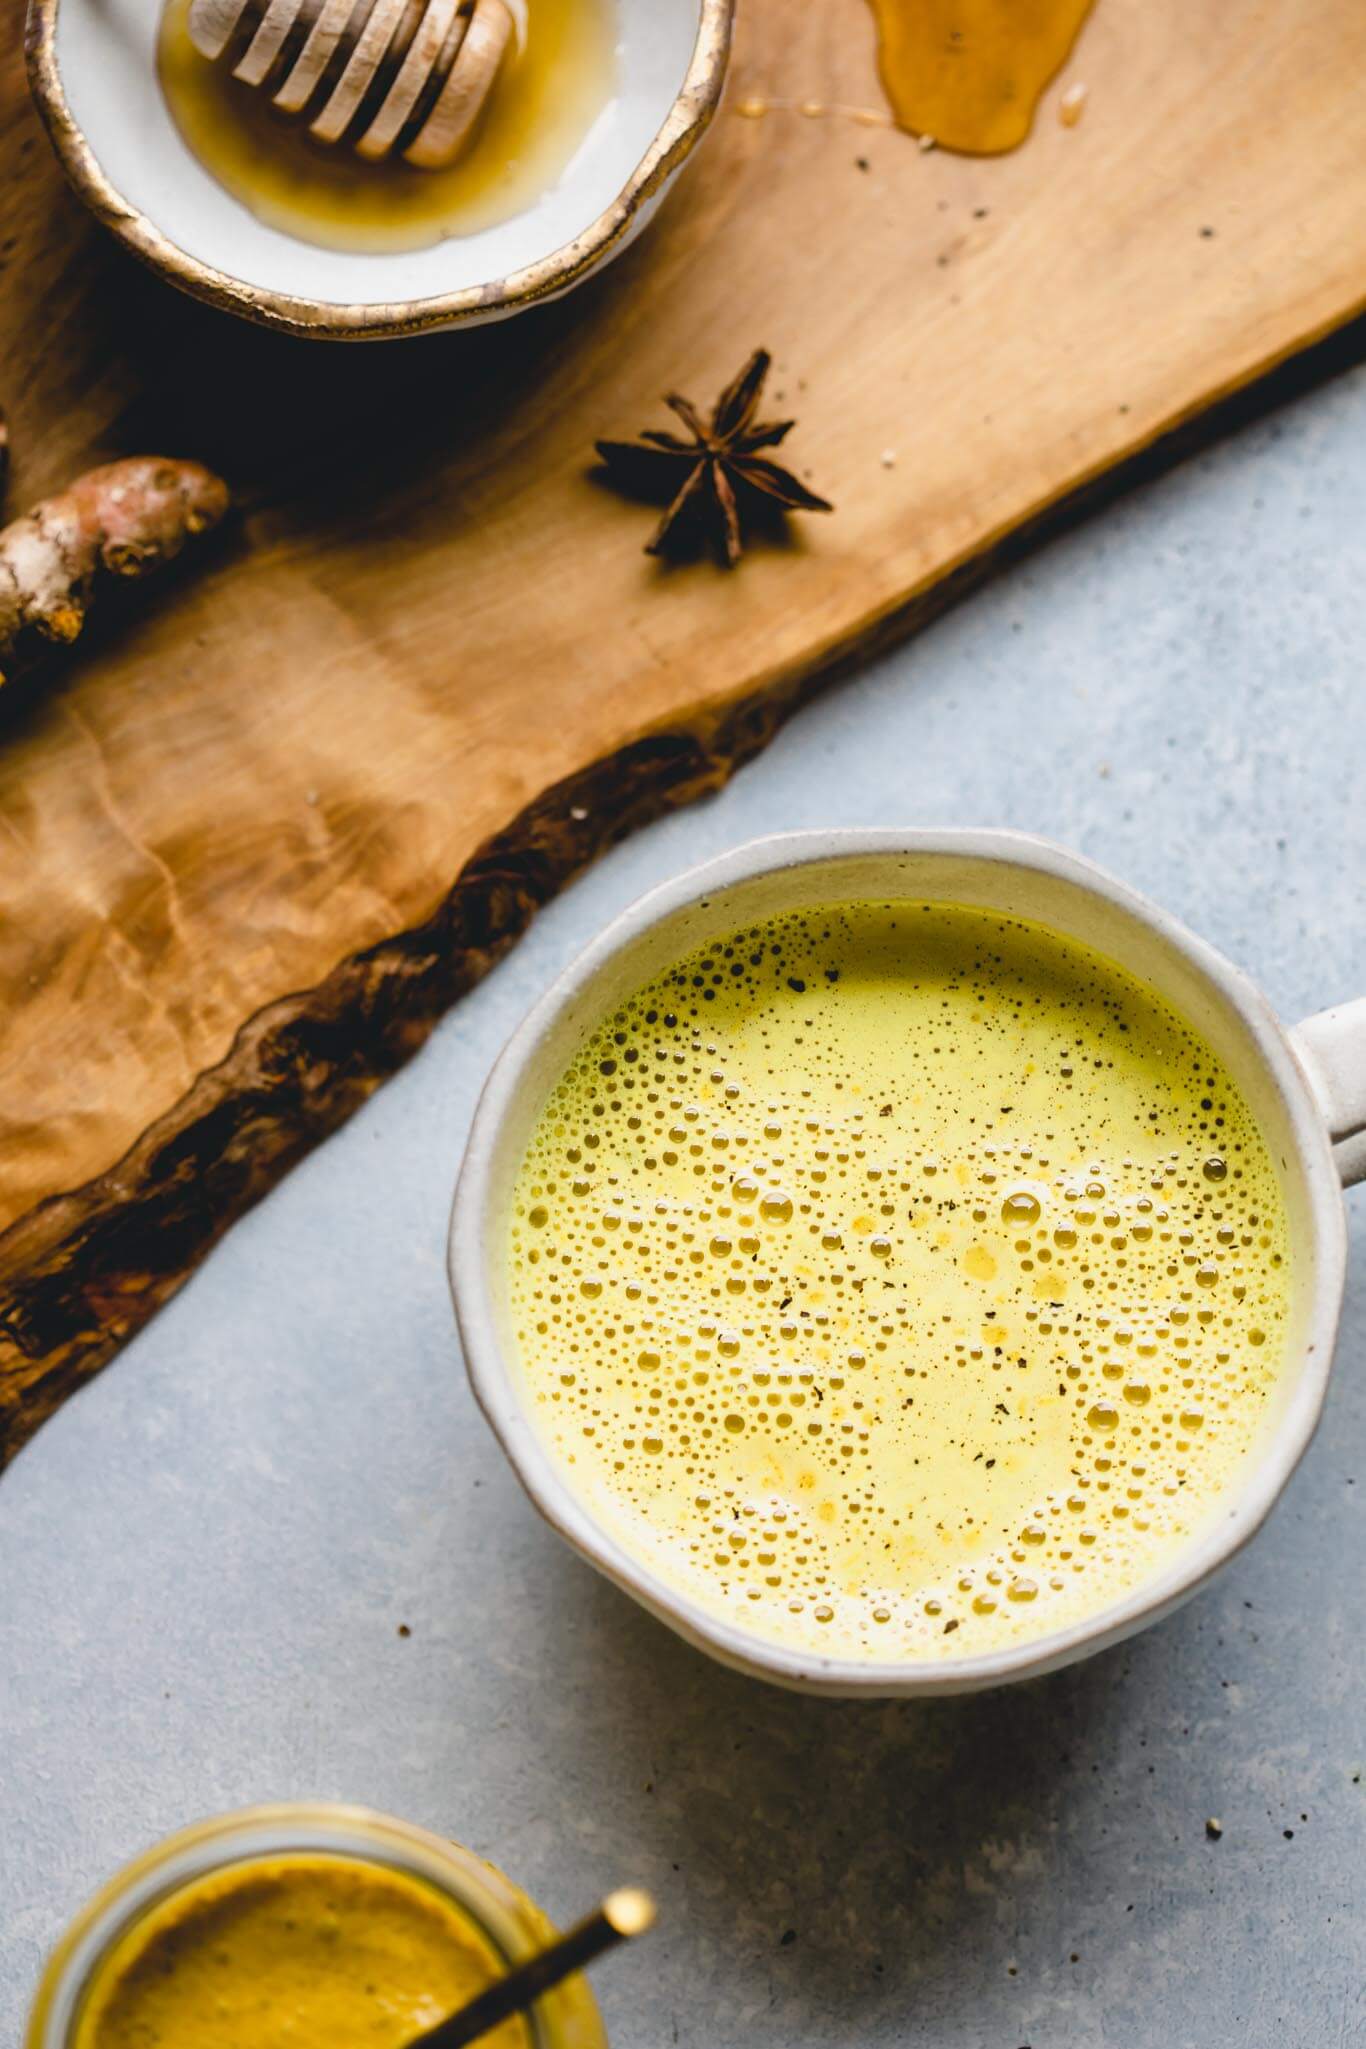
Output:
[157, 0, 618, 253]
[74, 1852, 528, 2049]
[866, 0, 1094, 154]
[508, 902, 1292, 1662]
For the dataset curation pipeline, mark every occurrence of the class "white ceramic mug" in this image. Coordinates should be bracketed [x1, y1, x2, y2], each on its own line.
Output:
[449, 831, 1365, 1697]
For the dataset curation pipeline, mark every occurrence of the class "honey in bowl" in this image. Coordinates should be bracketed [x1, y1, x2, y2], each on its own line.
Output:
[158, 0, 619, 252]
[507, 901, 1292, 1663]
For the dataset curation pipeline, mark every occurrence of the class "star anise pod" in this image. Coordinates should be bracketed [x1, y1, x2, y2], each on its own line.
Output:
[595, 348, 833, 567]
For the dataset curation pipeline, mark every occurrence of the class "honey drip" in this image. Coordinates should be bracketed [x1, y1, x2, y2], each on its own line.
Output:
[157, 0, 618, 254]
[865, 0, 1095, 154]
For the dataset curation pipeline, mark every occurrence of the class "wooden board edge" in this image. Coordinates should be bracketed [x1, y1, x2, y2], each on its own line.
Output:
[1, 307, 1362, 1469]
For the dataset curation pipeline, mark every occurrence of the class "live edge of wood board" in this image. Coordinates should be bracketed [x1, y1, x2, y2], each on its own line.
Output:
[1, 0, 1364, 1465]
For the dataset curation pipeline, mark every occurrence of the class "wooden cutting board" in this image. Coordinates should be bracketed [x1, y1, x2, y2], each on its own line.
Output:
[1, 0, 1363, 1463]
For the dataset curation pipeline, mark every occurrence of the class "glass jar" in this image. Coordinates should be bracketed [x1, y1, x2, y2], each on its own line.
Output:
[26, 1803, 609, 2049]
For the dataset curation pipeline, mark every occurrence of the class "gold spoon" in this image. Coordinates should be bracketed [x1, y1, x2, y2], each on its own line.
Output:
[188, 0, 517, 168]
[406, 1889, 657, 2049]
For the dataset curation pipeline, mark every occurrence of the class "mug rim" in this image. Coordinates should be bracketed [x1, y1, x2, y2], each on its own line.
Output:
[448, 828, 1348, 1696]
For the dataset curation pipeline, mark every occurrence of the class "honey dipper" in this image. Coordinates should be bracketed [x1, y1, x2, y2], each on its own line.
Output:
[188, 0, 518, 168]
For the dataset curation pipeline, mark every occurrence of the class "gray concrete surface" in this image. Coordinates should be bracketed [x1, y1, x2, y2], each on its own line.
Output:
[2, 363, 1364, 2049]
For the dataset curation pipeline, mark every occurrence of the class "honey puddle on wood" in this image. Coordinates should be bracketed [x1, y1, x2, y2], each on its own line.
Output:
[866, 0, 1095, 153]
[157, 0, 618, 253]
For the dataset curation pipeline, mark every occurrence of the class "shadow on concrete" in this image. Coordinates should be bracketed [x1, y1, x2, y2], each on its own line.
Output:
[532, 1533, 1188, 2026]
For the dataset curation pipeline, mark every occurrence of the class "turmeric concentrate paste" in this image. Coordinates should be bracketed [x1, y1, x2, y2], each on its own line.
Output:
[74, 1853, 529, 2049]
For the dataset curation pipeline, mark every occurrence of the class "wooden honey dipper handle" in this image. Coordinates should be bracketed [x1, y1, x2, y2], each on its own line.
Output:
[187, 0, 515, 168]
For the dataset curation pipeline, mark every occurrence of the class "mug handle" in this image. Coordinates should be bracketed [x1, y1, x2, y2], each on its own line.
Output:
[1290, 999, 1366, 1189]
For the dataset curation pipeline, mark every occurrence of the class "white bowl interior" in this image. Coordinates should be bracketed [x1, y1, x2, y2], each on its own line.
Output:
[53, 0, 700, 307]
[462, 838, 1343, 1691]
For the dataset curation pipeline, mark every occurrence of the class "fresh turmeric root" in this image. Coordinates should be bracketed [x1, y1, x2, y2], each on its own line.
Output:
[0, 454, 229, 686]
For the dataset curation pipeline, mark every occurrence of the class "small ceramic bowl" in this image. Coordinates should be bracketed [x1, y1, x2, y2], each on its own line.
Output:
[24, 0, 732, 338]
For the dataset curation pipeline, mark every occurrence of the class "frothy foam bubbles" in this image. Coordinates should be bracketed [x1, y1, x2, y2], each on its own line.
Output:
[507, 901, 1291, 1662]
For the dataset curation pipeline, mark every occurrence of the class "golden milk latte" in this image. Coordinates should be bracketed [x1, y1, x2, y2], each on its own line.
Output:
[507, 902, 1291, 1660]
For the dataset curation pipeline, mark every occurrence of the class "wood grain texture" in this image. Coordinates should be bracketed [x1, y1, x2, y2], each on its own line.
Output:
[1, 0, 1364, 1463]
